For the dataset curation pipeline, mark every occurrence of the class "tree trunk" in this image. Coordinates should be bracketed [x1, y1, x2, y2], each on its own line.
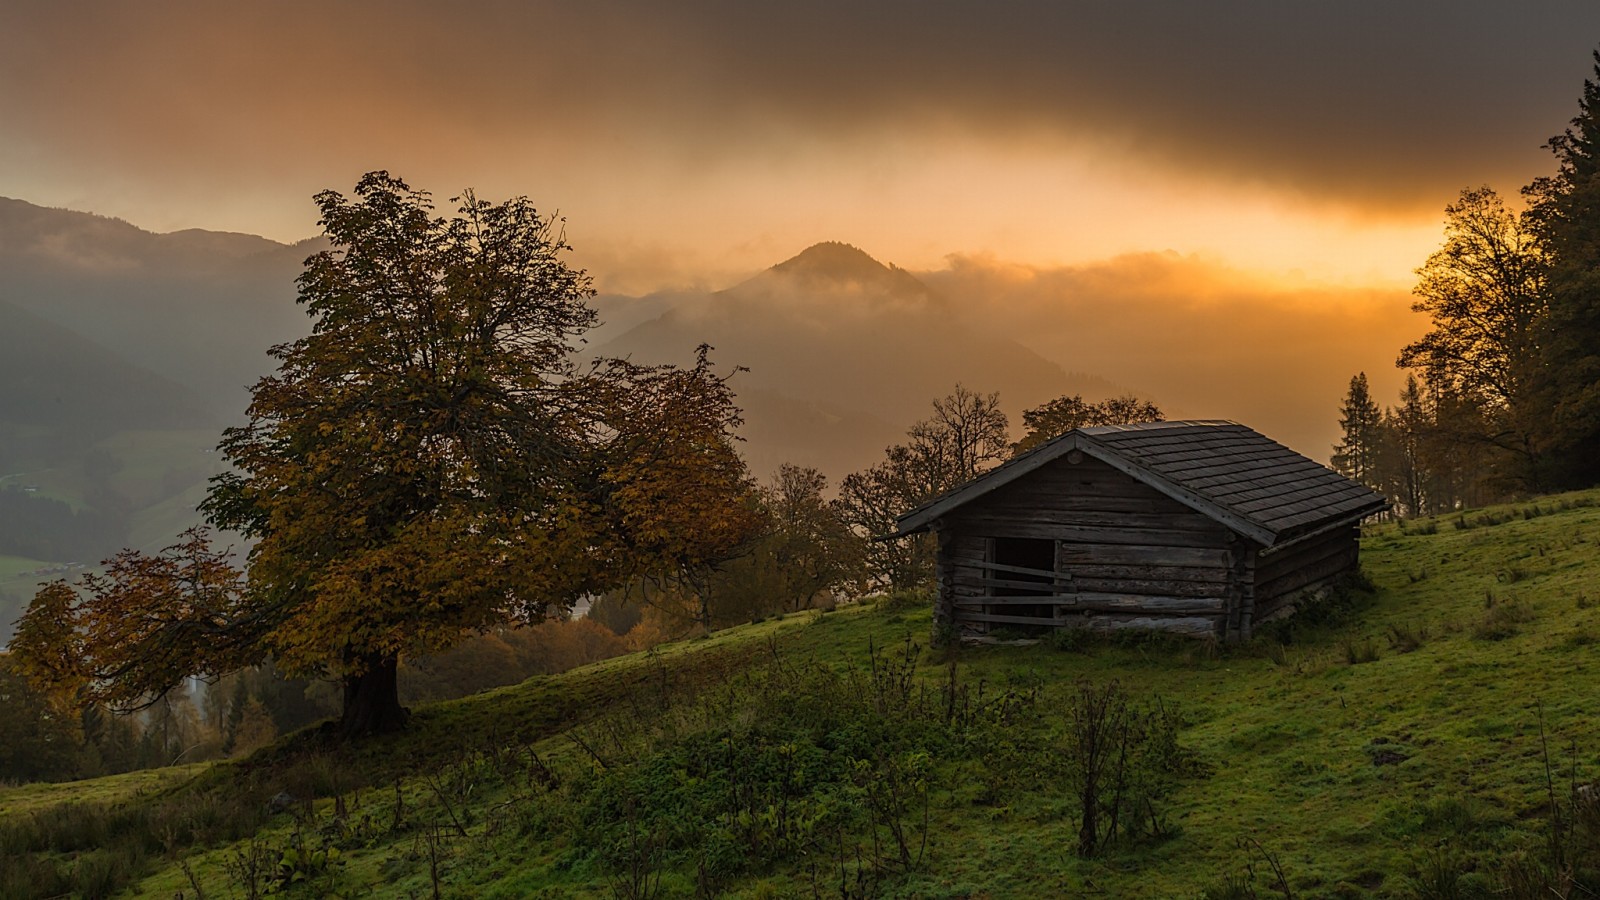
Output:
[339, 654, 409, 739]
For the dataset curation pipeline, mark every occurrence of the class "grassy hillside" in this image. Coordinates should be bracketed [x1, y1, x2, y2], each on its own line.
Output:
[6, 490, 1600, 898]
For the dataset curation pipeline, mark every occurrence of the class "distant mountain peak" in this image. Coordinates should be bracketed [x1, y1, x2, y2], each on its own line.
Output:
[734, 241, 940, 304]
[772, 242, 887, 280]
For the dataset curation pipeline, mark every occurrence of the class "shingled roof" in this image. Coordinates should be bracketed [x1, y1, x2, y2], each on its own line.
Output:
[893, 420, 1388, 548]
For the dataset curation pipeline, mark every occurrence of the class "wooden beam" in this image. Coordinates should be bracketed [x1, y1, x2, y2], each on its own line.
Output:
[954, 611, 1062, 627]
[954, 594, 1224, 613]
[975, 560, 1068, 580]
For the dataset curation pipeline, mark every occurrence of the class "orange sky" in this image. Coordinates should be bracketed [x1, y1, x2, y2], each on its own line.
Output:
[4, 2, 1599, 295]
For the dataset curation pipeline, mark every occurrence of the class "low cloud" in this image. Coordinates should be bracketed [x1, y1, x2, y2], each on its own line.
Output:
[921, 252, 1427, 459]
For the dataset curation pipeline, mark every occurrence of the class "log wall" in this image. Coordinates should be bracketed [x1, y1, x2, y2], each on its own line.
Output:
[938, 454, 1244, 639]
[1250, 525, 1360, 624]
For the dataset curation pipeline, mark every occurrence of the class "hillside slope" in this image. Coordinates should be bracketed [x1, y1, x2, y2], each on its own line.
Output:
[6, 491, 1600, 898]
[0, 197, 311, 420]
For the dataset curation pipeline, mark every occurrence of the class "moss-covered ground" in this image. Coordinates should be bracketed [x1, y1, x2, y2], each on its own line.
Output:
[6, 489, 1600, 898]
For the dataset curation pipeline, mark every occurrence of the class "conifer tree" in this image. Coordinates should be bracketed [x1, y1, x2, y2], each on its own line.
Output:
[1332, 373, 1385, 490]
[1526, 49, 1600, 487]
[1388, 375, 1431, 517]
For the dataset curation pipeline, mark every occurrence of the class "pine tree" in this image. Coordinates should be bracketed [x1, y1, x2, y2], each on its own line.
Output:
[1388, 375, 1431, 517]
[1526, 49, 1600, 487]
[1332, 373, 1385, 490]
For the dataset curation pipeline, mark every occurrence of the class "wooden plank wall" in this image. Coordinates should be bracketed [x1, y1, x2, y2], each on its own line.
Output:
[1251, 525, 1360, 623]
[939, 455, 1239, 638]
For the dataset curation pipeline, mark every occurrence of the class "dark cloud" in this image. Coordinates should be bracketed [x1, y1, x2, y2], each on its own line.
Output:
[4, 1, 1599, 215]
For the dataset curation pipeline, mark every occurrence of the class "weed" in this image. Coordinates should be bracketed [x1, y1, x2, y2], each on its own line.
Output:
[1047, 626, 1093, 653]
[1206, 835, 1296, 899]
[0, 854, 68, 900]
[1473, 599, 1534, 641]
[1493, 712, 1600, 897]
[1498, 566, 1531, 584]
[1417, 796, 1483, 835]
[1342, 636, 1380, 665]
[1386, 622, 1430, 654]
[1406, 845, 1466, 899]
[224, 838, 275, 900]
[1263, 641, 1289, 667]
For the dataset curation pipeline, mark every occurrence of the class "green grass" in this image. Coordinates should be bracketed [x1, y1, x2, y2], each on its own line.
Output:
[96, 428, 224, 511]
[9, 489, 1600, 898]
[0, 555, 52, 581]
[0, 765, 210, 820]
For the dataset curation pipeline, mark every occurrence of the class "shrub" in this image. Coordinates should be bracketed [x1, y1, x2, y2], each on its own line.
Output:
[1064, 681, 1197, 858]
[1473, 599, 1533, 641]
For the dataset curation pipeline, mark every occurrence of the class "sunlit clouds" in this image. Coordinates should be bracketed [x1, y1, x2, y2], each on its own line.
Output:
[4, 1, 1599, 293]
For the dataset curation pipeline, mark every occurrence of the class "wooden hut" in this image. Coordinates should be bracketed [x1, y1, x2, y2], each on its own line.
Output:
[892, 421, 1388, 642]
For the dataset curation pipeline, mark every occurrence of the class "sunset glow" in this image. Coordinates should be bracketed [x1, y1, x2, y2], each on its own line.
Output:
[6, 2, 1599, 293]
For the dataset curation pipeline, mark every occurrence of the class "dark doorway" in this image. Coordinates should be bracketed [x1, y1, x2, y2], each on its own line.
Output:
[988, 537, 1057, 627]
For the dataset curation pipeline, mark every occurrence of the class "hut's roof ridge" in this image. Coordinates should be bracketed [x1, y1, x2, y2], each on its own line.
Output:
[893, 420, 1387, 547]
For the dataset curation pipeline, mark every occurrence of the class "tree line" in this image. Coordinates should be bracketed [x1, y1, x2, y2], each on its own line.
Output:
[1333, 53, 1600, 511]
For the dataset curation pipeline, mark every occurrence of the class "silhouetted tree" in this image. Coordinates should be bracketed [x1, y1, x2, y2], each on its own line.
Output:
[1526, 49, 1600, 487]
[0, 654, 83, 782]
[916, 384, 1010, 481]
[756, 465, 866, 611]
[1013, 394, 1163, 455]
[1398, 186, 1546, 486]
[838, 385, 1010, 590]
[1332, 373, 1384, 490]
[1385, 375, 1431, 517]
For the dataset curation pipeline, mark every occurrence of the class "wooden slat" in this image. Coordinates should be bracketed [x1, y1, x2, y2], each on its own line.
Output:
[1256, 546, 1358, 601]
[953, 518, 1227, 548]
[954, 595, 1080, 606]
[1074, 593, 1226, 612]
[966, 575, 1075, 592]
[970, 593, 1082, 603]
[958, 594, 1224, 613]
[1069, 578, 1227, 598]
[955, 611, 1062, 626]
[974, 560, 1065, 580]
[1254, 533, 1354, 587]
[1057, 544, 1230, 568]
[1069, 614, 1223, 636]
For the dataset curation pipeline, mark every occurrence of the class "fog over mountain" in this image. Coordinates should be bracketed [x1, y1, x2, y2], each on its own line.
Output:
[0, 198, 314, 420]
[593, 242, 1124, 478]
[0, 197, 1426, 599]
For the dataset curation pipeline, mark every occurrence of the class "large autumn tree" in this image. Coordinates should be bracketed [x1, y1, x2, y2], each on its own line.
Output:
[17, 173, 754, 738]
